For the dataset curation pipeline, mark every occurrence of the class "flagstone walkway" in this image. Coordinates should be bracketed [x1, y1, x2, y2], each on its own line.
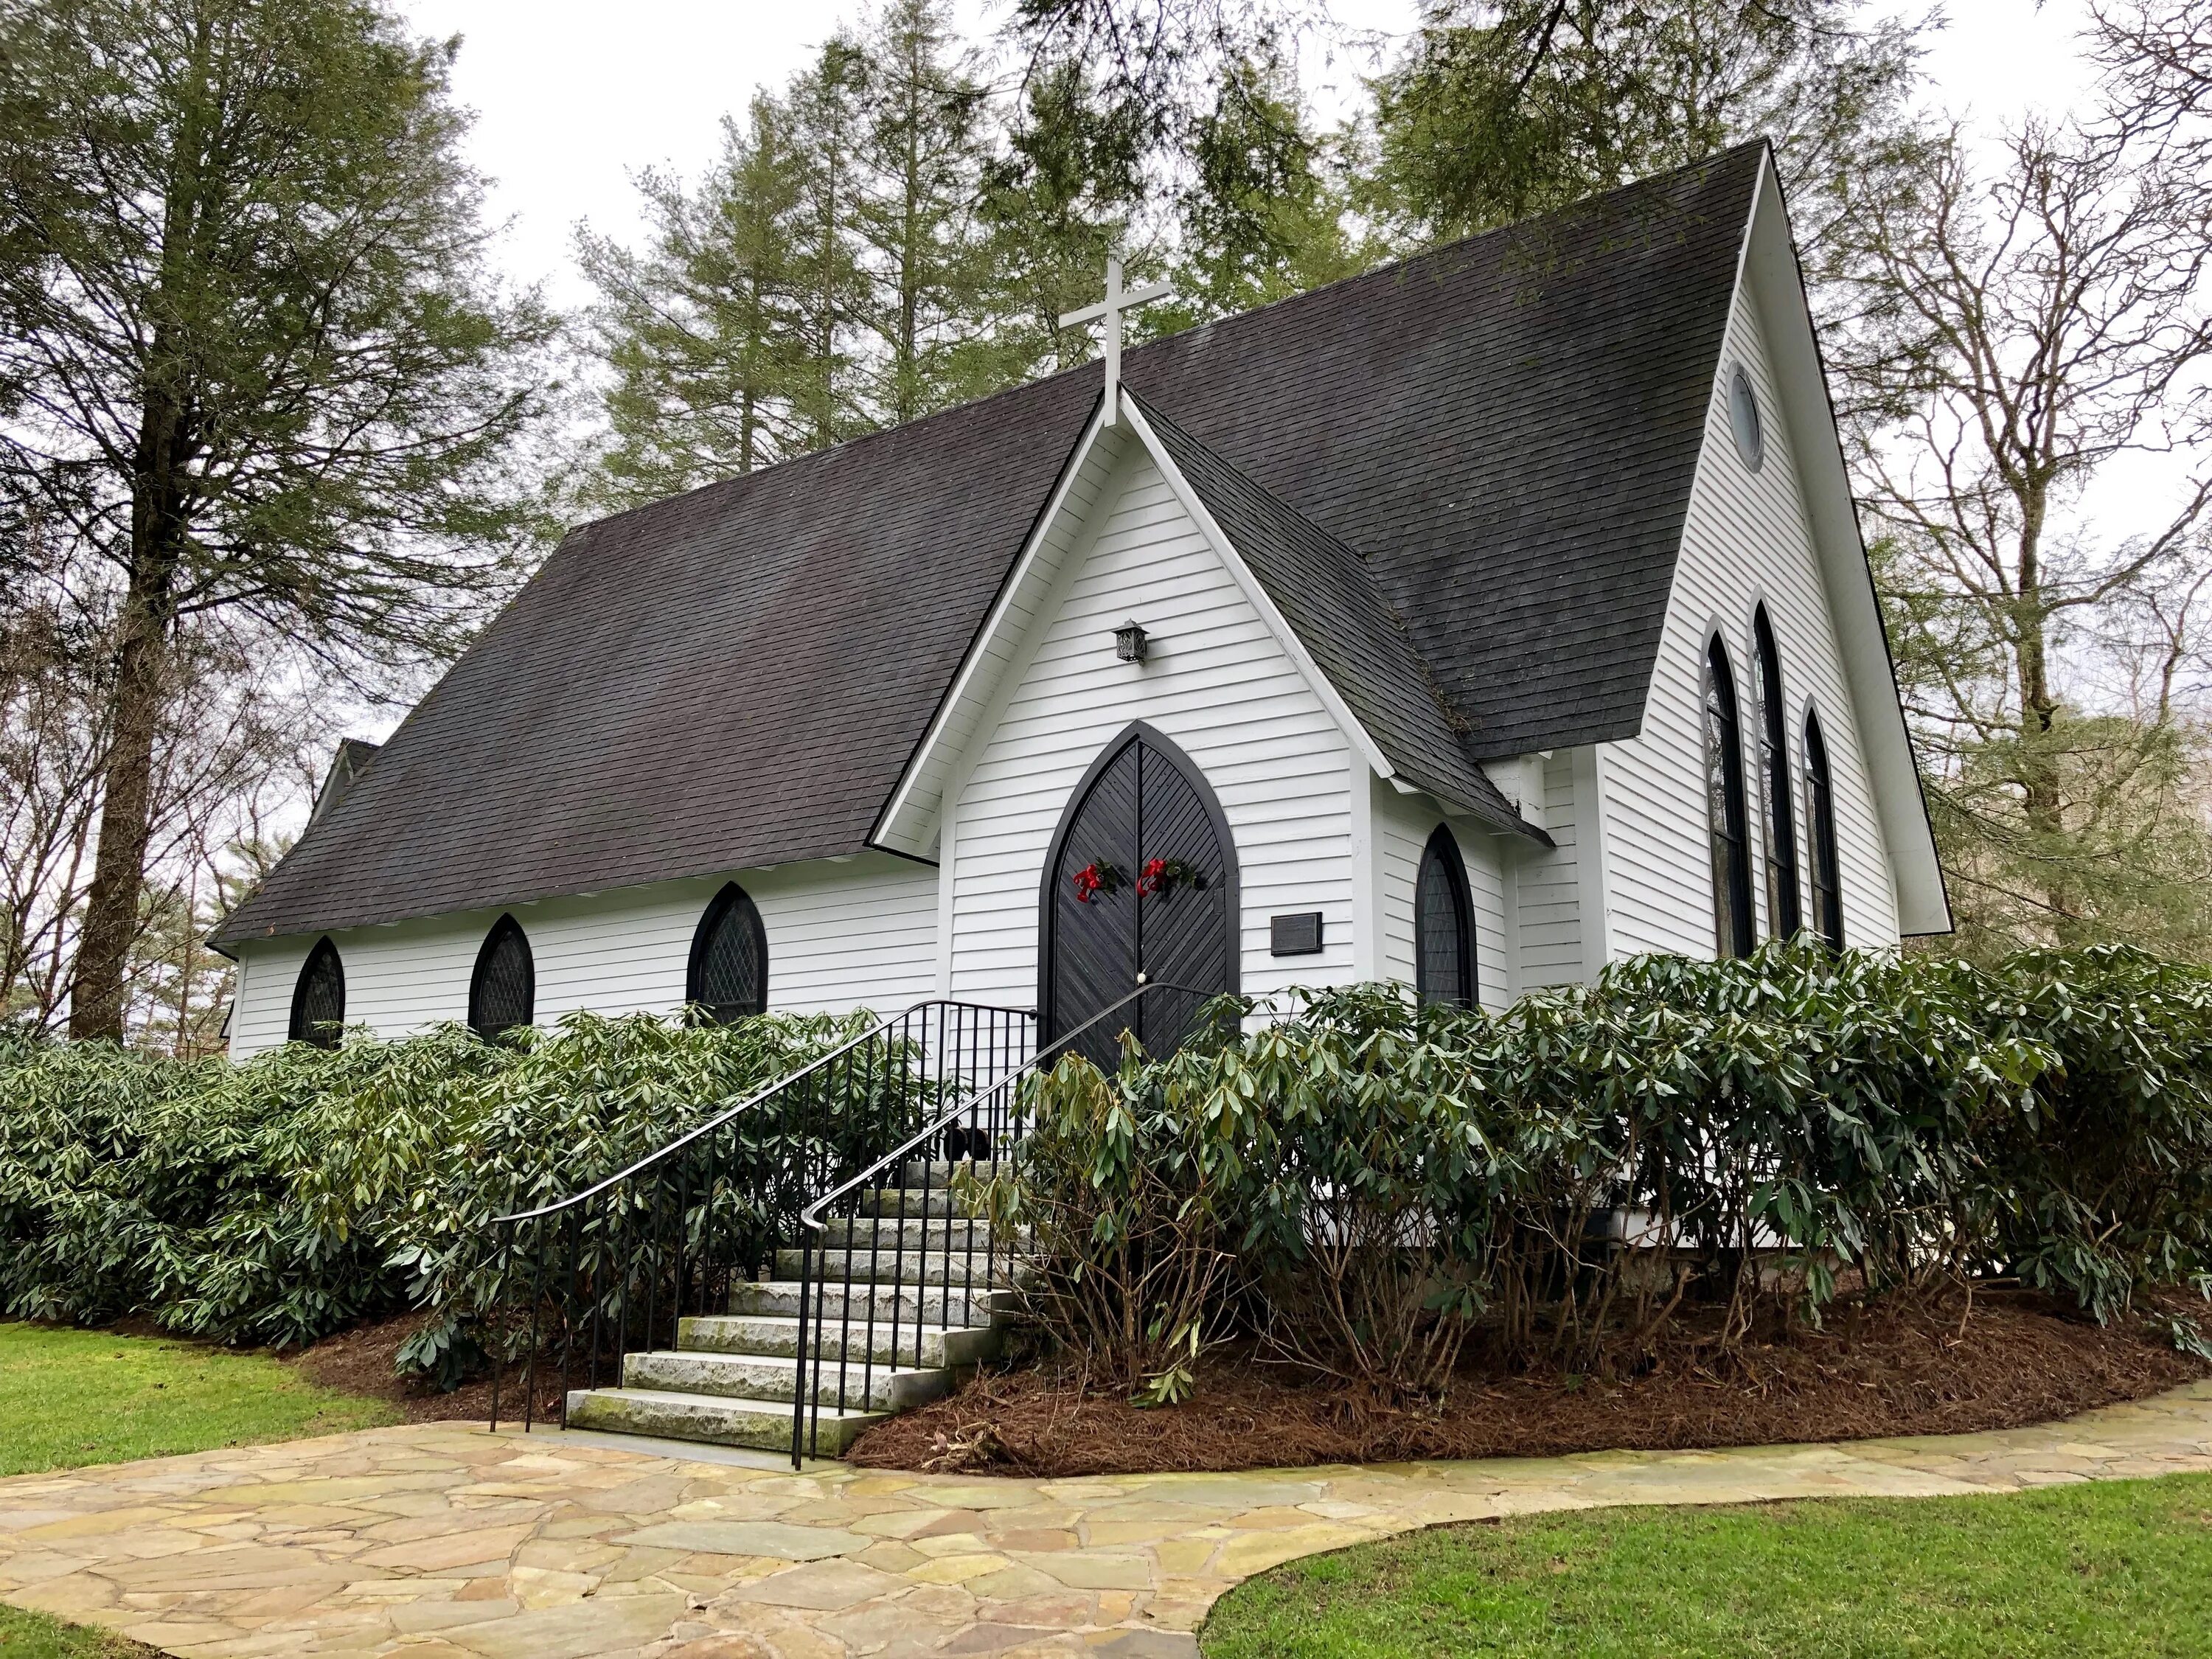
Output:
[3, 1380, 2210, 1659]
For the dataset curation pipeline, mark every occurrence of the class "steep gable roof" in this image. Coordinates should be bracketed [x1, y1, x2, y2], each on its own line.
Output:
[215, 144, 1764, 947]
[1128, 395, 1532, 835]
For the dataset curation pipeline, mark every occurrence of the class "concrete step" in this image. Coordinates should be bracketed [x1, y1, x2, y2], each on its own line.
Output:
[678, 1313, 998, 1369]
[773, 1248, 1032, 1287]
[728, 1279, 1016, 1326]
[898, 1158, 1012, 1189]
[815, 1215, 1003, 1251]
[563, 1387, 886, 1456]
[621, 1349, 953, 1413]
[857, 1186, 971, 1219]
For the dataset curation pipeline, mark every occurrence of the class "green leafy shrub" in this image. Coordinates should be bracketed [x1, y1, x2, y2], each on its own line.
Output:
[8, 945, 2208, 1399]
[976, 1039, 1247, 1403]
[1012, 945, 2212, 1398]
[0, 1010, 874, 1381]
[1965, 948, 2212, 1319]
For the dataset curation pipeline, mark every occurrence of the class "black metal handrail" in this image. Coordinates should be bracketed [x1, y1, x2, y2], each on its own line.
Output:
[486, 997, 1037, 1433]
[785, 981, 1208, 1466]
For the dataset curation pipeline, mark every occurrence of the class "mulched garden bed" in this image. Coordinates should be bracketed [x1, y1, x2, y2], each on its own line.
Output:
[847, 1289, 2210, 1478]
[288, 1311, 563, 1425]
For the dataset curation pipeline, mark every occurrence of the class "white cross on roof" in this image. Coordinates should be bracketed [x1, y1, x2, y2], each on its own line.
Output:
[1059, 251, 1172, 427]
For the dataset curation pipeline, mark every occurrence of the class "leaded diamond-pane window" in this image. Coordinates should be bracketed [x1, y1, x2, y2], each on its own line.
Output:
[469, 915, 534, 1040]
[288, 936, 345, 1048]
[1415, 827, 1475, 1009]
[687, 883, 768, 1024]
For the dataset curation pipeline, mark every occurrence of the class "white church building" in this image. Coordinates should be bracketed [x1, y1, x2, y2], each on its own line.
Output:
[215, 142, 1949, 1059]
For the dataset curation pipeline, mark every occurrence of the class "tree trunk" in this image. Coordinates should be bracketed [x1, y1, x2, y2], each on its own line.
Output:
[68, 572, 172, 1040]
[69, 387, 188, 1042]
[2008, 493, 2075, 936]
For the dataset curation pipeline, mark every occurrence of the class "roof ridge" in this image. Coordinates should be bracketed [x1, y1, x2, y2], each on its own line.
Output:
[1121, 137, 1768, 369]
[557, 141, 1770, 545]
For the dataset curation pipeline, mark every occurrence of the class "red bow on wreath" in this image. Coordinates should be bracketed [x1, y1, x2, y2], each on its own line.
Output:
[1073, 857, 1206, 903]
[1071, 860, 1123, 903]
[1136, 856, 1206, 897]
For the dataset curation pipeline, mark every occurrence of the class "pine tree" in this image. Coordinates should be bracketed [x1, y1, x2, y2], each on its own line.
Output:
[576, 94, 813, 509]
[785, 38, 872, 449]
[851, 0, 1001, 423]
[978, 57, 1154, 383]
[0, 0, 550, 1040]
[1166, 48, 1363, 325]
[1365, 0, 1927, 260]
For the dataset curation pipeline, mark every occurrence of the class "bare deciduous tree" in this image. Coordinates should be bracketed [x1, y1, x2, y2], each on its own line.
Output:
[2093, 0, 2212, 145]
[3, 551, 331, 1043]
[1832, 68, 2212, 950]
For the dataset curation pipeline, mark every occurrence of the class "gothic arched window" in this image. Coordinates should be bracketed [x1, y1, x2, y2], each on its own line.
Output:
[288, 936, 345, 1048]
[1753, 608, 1801, 938]
[469, 914, 535, 1040]
[1704, 637, 1756, 959]
[687, 883, 768, 1023]
[1804, 710, 1846, 948]
[1415, 826, 1475, 1008]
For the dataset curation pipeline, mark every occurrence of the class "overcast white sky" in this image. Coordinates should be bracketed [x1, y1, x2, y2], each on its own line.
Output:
[399, 0, 2110, 310]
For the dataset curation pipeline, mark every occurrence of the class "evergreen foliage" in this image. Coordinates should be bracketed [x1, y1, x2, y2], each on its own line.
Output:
[1363, 0, 1926, 257]
[995, 946, 2212, 1401]
[6, 951, 2211, 1399]
[0, 1010, 875, 1384]
[0, 0, 556, 1041]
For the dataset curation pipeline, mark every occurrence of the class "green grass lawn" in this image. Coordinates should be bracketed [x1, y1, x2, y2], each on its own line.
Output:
[0, 1321, 397, 1478]
[0, 1604, 154, 1656]
[0, 1322, 400, 1657]
[1202, 1472, 2212, 1658]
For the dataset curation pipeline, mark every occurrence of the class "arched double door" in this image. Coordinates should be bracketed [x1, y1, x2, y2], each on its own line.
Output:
[1040, 723, 1238, 1063]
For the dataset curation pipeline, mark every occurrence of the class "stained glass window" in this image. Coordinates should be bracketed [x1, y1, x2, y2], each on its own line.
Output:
[1705, 639, 1755, 958]
[1805, 711, 1845, 948]
[1415, 827, 1475, 1008]
[1754, 608, 1801, 938]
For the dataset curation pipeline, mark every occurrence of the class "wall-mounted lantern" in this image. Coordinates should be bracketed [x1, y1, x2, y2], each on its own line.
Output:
[1114, 619, 1149, 663]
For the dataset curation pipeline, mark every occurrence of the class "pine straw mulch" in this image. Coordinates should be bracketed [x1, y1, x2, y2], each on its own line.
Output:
[846, 1289, 2211, 1478]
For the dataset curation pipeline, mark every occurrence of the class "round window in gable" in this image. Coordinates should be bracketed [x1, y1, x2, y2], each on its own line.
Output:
[1728, 363, 1765, 470]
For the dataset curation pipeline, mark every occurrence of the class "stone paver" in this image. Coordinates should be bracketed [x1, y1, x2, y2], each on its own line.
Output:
[4, 1380, 2209, 1658]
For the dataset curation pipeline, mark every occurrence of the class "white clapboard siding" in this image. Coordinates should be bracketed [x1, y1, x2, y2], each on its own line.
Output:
[945, 451, 1362, 1006]
[1600, 268, 1900, 959]
[226, 854, 939, 1058]
[1373, 782, 1511, 1009]
[1512, 749, 1591, 988]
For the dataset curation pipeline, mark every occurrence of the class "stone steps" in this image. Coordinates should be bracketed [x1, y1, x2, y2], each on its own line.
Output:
[728, 1279, 1015, 1326]
[563, 1386, 887, 1455]
[856, 1187, 965, 1218]
[562, 1170, 1016, 1458]
[814, 1215, 1004, 1251]
[899, 1158, 1009, 1189]
[678, 1313, 998, 1369]
[622, 1349, 954, 1411]
[772, 1248, 1031, 1287]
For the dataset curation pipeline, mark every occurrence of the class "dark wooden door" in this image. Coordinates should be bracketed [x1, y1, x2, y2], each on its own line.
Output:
[1043, 725, 1236, 1064]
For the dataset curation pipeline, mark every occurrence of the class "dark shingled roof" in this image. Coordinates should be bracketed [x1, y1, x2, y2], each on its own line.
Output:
[1130, 394, 1533, 836]
[215, 144, 1762, 947]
